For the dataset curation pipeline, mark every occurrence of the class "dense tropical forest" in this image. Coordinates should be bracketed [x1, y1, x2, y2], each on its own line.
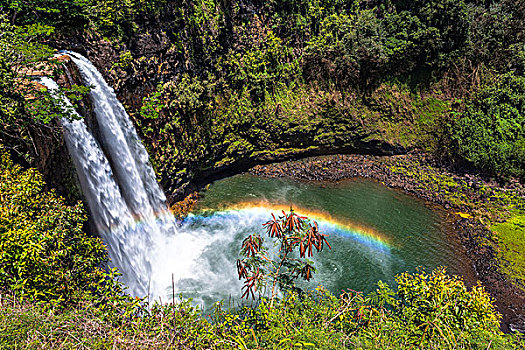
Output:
[1, 0, 525, 348]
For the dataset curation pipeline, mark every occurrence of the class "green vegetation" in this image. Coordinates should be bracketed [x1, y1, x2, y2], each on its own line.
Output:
[493, 214, 525, 286]
[123, 0, 525, 191]
[454, 73, 525, 179]
[1, 268, 520, 349]
[0, 0, 166, 36]
[0, 148, 107, 304]
[1, 0, 525, 348]
[0, 14, 73, 166]
[2, 0, 525, 183]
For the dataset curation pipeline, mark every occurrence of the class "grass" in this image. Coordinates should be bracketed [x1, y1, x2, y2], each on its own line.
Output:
[0, 298, 111, 349]
[0, 295, 219, 349]
[493, 213, 525, 288]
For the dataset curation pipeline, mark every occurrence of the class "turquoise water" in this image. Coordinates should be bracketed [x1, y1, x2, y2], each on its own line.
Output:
[172, 174, 473, 303]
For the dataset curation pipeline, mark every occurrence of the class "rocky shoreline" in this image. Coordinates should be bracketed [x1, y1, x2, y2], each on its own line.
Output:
[247, 152, 525, 333]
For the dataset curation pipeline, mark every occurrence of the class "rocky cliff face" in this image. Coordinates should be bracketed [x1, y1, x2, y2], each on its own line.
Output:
[48, 17, 412, 204]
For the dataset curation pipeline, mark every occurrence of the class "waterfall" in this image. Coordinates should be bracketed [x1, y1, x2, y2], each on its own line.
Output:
[38, 78, 134, 233]
[67, 51, 168, 219]
[40, 54, 178, 297]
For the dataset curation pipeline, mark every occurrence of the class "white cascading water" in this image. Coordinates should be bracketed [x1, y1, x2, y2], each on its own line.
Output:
[42, 50, 185, 298]
[67, 51, 167, 219]
[38, 78, 133, 232]
[39, 77, 155, 296]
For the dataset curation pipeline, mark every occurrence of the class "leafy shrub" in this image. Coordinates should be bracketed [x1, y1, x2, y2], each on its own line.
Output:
[0, 148, 107, 305]
[374, 268, 502, 346]
[221, 268, 516, 349]
[237, 209, 331, 302]
[0, 15, 67, 164]
[0, 0, 88, 25]
[346, 268, 512, 349]
[453, 73, 525, 179]
[84, 0, 166, 36]
[223, 26, 299, 102]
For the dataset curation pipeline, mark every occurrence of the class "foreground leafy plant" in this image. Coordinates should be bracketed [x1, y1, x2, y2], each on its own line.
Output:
[366, 267, 504, 348]
[237, 208, 331, 303]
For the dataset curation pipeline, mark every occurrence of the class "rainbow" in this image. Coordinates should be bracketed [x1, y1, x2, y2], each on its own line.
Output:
[190, 200, 392, 253]
[96, 208, 179, 238]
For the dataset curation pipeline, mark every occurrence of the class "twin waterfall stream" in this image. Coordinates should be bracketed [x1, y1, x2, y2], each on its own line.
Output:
[41, 52, 179, 299]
